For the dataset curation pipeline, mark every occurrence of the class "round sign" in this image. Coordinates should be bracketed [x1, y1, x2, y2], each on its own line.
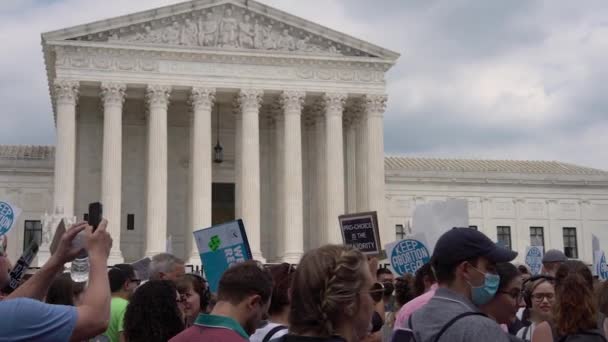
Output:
[390, 239, 431, 276]
[0, 201, 16, 236]
[525, 246, 543, 275]
[599, 252, 608, 280]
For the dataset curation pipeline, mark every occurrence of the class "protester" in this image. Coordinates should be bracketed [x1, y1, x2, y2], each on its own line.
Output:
[149, 253, 186, 281]
[516, 276, 555, 341]
[103, 264, 140, 342]
[45, 272, 85, 306]
[540, 249, 567, 277]
[597, 280, 608, 317]
[479, 263, 525, 341]
[402, 227, 517, 342]
[170, 260, 273, 342]
[394, 262, 438, 329]
[0, 220, 112, 341]
[123, 280, 184, 342]
[394, 276, 415, 309]
[176, 273, 210, 327]
[517, 265, 531, 282]
[533, 260, 608, 341]
[251, 263, 295, 342]
[378, 268, 395, 284]
[277, 245, 377, 342]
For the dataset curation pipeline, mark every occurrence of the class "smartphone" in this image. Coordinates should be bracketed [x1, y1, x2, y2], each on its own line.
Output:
[88, 202, 103, 232]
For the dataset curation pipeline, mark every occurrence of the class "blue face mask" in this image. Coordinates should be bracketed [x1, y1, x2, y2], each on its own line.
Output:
[467, 266, 500, 306]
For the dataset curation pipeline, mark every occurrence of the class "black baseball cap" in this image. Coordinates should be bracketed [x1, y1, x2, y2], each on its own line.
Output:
[432, 227, 518, 265]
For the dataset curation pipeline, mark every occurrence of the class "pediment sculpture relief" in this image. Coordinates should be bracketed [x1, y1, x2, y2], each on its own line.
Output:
[74, 5, 374, 57]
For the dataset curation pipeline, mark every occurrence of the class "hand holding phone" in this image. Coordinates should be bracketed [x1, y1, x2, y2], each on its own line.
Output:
[87, 202, 103, 232]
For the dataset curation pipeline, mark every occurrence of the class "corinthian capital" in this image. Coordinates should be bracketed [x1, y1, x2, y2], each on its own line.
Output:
[279, 90, 305, 114]
[237, 89, 263, 112]
[145, 84, 171, 109]
[100, 82, 126, 108]
[190, 87, 216, 111]
[363, 94, 387, 117]
[321, 92, 347, 116]
[53, 80, 80, 105]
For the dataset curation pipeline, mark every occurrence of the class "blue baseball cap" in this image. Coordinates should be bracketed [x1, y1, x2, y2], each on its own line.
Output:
[432, 227, 518, 265]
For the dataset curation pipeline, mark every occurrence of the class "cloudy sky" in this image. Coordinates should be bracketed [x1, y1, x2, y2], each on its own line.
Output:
[1, 0, 608, 169]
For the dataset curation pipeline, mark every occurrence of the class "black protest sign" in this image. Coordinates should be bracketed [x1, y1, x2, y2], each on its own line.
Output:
[2, 241, 39, 293]
[339, 211, 381, 256]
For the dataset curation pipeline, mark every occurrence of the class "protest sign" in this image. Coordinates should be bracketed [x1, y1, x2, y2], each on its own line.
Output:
[595, 251, 608, 280]
[338, 211, 381, 256]
[592, 234, 601, 276]
[0, 201, 22, 237]
[2, 241, 39, 293]
[193, 219, 252, 293]
[50, 219, 66, 255]
[131, 257, 152, 281]
[525, 246, 544, 275]
[385, 235, 431, 276]
[411, 199, 468, 251]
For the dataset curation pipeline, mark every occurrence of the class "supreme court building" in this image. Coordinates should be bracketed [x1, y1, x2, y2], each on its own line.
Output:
[3, 0, 608, 268]
[39, 0, 398, 265]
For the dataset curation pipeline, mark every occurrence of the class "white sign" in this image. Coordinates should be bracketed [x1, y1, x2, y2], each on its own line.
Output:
[525, 246, 544, 275]
[411, 199, 469, 251]
[0, 201, 22, 237]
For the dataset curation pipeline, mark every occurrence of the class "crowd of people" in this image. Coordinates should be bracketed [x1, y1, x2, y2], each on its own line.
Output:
[1, 220, 608, 342]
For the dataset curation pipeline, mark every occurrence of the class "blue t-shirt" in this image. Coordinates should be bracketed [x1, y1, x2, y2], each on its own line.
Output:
[0, 297, 78, 341]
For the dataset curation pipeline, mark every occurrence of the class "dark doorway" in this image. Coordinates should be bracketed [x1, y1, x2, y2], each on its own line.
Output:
[212, 183, 235, 225]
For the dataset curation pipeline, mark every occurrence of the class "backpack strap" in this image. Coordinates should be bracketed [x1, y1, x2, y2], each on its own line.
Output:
[522, 325, 530, 341]
[433, 312, 487, 342]
[262, 325, 288, 342]
[557, 331, 608, 342]
[408, 313, 414, 330]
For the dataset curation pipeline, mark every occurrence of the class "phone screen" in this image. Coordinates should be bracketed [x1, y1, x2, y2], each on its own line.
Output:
[88, 202, 103, 232]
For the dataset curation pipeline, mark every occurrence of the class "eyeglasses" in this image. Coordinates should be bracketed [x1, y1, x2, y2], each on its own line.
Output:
[532, 293, 555, 302]
[498, 290, 524, 301]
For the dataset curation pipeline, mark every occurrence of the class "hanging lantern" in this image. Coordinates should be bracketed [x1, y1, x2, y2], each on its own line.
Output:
[214, 104, 223, 164]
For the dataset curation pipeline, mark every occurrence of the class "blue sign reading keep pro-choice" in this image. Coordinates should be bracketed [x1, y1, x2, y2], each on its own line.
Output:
[0, 201, 21, 237]
[193, 219, 252, 293]
[525, 246, 544, 275]
[388, 239, 431, 276]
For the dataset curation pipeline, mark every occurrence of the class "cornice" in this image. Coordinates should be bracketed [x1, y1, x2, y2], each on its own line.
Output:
[385, 173, 608, 188]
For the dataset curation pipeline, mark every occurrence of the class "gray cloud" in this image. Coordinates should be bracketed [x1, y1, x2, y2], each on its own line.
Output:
[0, 0, 607, 170]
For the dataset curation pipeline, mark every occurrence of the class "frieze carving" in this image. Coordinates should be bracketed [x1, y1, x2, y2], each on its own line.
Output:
[75, 5, 374, 57]
[53, 79, 80, 104]
[100, 82, 126, 107]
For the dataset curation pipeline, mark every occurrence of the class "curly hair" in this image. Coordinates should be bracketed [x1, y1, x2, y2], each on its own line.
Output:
[554, 260, 597, 336]
[124, 280, 184, 342]
[414, 262, 436, 297]
[596, 280, 608, 317]
[289, 245, 368, 337]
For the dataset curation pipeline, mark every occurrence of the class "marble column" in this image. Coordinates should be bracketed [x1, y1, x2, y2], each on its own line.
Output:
[314, 106, 327, 247]
[364, 94, 388, 243]
[273, 106, 285, 261]
[237, 89, 265, 261]
[52, 80, 79, 219]
[188, 87, 215, 264]
[323, 93, 347, 244]
[356, 103, 369, 212]
[100, 82, 126, 264]
[234, 106, 242, 218]
[344, 113, 358, 214]
[144, 84, 171, 257]
[280, 91, 305, 263]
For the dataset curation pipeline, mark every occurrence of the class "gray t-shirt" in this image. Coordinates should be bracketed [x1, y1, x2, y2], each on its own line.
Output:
[407, 287, 510, 342]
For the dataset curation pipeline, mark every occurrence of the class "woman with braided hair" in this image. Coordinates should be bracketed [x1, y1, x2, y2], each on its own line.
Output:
[279, 245, 380, 342]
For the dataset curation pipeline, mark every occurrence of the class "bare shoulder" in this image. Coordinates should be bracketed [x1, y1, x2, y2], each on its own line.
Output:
[532, 321, 553, 342]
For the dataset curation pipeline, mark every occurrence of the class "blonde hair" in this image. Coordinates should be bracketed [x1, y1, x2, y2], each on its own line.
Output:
[289, 245, 368, 337]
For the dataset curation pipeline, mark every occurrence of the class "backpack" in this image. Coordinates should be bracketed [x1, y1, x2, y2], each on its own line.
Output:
[556, 331, 608, 342]
[390, 311, 486, 342]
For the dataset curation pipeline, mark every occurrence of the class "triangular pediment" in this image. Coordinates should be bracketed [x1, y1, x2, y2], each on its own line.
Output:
[42, 0, 399, 60]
